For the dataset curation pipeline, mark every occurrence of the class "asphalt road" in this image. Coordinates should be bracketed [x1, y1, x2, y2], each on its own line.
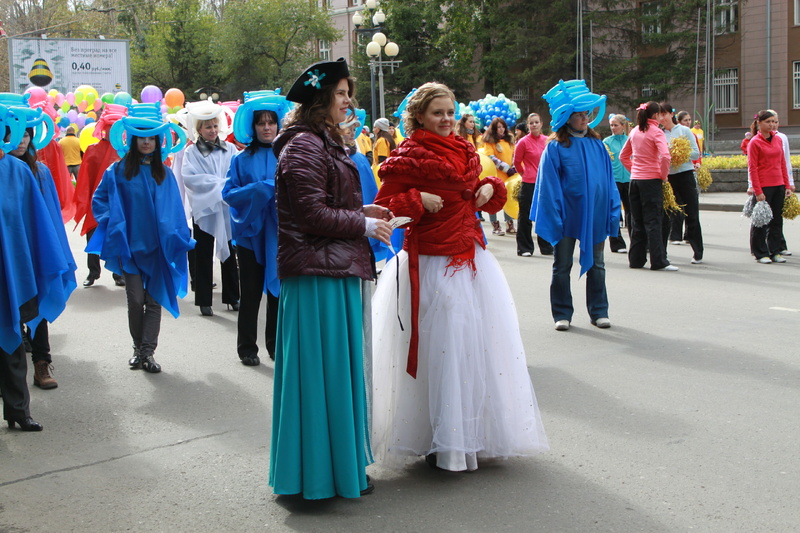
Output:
[2, 209, 799, 533]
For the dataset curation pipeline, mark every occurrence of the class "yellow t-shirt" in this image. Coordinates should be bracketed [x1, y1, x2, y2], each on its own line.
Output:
[480, 139, 514, 182]
[59, 134, 82, 166]
[691, 127, 704, 154]
[357, 133, 372, 156]
[373, 137, 392, 166]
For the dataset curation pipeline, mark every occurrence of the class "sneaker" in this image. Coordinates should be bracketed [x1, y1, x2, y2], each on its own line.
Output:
[519, 252, 532, 257]
[670, 241, 683, 245]
[555, 320, 570, 331]
[592, 317, 611, 328]
[757, 257, 772, 264]
[772, 254, 787, 263]
[780, 250, 792, 256]
[656, 265, 679, 271]
[691, 258, 703, 264]
[616, 248, 627, 253]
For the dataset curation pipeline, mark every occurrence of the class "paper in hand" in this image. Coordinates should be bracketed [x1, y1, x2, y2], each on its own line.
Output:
[388, 217, 412, 255]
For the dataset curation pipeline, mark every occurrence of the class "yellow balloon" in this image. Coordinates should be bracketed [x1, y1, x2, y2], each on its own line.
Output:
[372, 162, 383, 188]
[478, 153, 495, 181]
[79, 123, 100, 152]
[503, 175, 522, 219]
[48, 89, 58, 97]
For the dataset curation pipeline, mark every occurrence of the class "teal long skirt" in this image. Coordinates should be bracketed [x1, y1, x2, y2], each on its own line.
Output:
[269, 275, 373, 499]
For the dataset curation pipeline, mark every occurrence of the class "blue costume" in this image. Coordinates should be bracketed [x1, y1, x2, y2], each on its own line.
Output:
[87, 162, 194, 318]
[0, 155, 73, 354]
[222, 147, 279, 297]
[350, 149, 389, 262]
[532, 137, 620, 275]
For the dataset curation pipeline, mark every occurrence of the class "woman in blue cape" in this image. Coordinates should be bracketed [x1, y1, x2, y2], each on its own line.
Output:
[10, 127, 78, 390]
[87, 103, 193, 373]
[532, 80, 620, 332]
[223, 91, 289, 366]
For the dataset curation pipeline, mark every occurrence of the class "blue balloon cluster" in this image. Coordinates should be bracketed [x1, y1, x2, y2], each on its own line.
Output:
[463, 94, 521, 130]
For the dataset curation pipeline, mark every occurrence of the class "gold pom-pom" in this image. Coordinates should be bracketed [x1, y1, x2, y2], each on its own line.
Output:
[605, 144, 614, 161]
[696, 165, 712, 191]
[783, 194, 800, 220]
[663, 180, 685, 215]
[509, 177, 522, 202]
[669, 137, 691, 168]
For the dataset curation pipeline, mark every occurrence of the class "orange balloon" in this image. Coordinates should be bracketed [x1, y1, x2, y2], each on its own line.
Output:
[164, 88, 185, 109]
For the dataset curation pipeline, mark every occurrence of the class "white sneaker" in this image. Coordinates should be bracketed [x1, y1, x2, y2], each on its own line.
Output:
[555, 320, 570, 331]
[520, 252, 532, 257]
[592, 317, 611, 328]
[780, 250, 792, 256]
[657, 265, 679, 271]
[691, 258, 703, 264]
[772, 254, 787, 263]
[757, 257, 772, 264]
[616, 248, 627, 253]
[670, 241, 683, 245]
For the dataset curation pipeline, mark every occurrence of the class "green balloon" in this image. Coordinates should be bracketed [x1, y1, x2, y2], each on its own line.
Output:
[101, 92, 115, 104]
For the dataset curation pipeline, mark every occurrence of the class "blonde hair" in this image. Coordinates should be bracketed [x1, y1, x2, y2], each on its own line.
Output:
[402, 82, 456, 137]
[195, 117, 219, 140]
[609, 114, 630, 135]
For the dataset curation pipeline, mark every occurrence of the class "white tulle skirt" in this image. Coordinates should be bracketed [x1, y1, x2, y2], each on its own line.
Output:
[371, 245, 548, 471]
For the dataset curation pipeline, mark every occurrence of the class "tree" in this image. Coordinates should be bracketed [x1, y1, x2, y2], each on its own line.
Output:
[213, 0, 340, 98]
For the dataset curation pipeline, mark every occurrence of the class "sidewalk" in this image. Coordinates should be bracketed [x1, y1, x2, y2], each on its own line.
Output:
[698, 191, 747, 212]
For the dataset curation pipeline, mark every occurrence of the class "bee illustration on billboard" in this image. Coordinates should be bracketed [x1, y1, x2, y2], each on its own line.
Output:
[28, 58, 53, 87]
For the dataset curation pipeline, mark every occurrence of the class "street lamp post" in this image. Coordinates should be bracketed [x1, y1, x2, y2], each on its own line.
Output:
[352, 1, 400, 122]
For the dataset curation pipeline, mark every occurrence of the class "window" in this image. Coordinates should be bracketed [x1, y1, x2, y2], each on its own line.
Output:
[319, 40, 331, 61]
[351, 0, 362, 5]
[641, 84, 657, 99]
[796, 0, 800, 25]
[511, 88, 528, 103]
[794, 62, 800, 109]
[641, 2, 662, 35]
[715, 0, 738, 34]
[714, 68, 739, 113]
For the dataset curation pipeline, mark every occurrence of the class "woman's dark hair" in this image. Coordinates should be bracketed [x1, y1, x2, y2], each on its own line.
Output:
[658, 102, 678, 125]
[123, 135, 166, 184]
[456, 113, 479, 145]
[482, 117, 513, 144]
[676, 110, 691, 125]
[12, 127, 38, 173]
[515, 122, 527, 135]
[636, 101, 661, 132]
[553, 119, 601, 148]
[283, 76, 356, 145]
[247, 109, 279, 154]
[375, 128, 396, 152]
[750, 109, 776, 137]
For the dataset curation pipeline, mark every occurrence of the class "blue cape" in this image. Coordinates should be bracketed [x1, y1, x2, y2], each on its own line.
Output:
[532, 136, 621, 275]
[222, 146, 280, 297]
[0, 155, 74, 353]
[350, 150, 390, 262]
[86, 161, 195, 318]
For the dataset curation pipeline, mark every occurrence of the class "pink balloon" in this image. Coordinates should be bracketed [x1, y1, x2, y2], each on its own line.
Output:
[47, 95, 56, 106]
[25, 87, 48, 106]
[93, 99, 102, 111]
[77, 100, 88, 112]
[66, 92, 75, 105]
[55, 93, 65, 106]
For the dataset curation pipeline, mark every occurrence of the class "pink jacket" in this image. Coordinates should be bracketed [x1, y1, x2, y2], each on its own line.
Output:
[620, 119, 671, 181]
[748, 132, 790, 196]
[513, 133, 547, 183]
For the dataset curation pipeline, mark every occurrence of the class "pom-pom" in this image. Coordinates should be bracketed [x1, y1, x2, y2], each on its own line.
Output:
[663, 181, 684, 215]
[751, 200, 773, 228]
[696, 165, 712, 191]
[742, 195, 755, 218]
[669, 137, 691, 167]
[508, 177, 522, 202]
[783, 194, 800, 220]
[605, 143, 614, 161]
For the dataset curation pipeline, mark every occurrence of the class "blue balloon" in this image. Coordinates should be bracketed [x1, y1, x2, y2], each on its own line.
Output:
[113, 91, 133, 106]
[59, 116, 70, 128]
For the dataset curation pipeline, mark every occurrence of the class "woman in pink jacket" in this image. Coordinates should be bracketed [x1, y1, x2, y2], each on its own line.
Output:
[620, 101, 676, 271]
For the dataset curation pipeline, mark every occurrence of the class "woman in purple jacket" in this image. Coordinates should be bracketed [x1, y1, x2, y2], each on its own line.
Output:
[268, 58, 392, 500]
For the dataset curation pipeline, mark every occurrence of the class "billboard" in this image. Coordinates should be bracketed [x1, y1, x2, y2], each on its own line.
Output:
[8, 38, 130, 94]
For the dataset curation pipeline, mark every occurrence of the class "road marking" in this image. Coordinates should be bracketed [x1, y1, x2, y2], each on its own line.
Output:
[770, 307, 800, 313]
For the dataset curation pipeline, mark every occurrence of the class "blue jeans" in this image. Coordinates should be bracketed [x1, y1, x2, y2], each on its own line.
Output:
[550, 238, 608, 322]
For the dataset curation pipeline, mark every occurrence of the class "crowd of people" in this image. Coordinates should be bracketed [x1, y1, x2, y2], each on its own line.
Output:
[2, 57, 795, 504]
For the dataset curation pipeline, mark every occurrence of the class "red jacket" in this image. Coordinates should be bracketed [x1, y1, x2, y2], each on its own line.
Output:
[72, 139, 120, 235]
[37, 141, 75, 222]
[748, 132, 790, 196]
[375, 130, 506, 377]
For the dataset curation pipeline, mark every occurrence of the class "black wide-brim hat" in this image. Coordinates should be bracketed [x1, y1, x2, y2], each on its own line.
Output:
[286, 57, 350, 105]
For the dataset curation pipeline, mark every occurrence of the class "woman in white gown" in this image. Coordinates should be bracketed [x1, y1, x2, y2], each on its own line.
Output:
[371, 82, 548, 472]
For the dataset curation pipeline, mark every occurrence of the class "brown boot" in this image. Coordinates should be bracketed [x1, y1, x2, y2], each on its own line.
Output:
[33, 360, 58, 389]
[491, 220, 505, 236]
[506, 220, 516, 234]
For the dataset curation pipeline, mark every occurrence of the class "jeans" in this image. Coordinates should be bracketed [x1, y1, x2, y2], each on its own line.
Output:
[551, 238, 608, 322]
[125, 273, 162, 356]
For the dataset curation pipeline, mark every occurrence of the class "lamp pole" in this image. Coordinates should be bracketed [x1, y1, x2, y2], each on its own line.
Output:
[352, 1, 400, 123]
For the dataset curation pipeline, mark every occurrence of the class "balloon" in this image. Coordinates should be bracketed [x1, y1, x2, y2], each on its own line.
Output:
[75, 115, 86, 128]
[101, 92, 115, 104]
[503, 175, 521, 219]
[160, 104, 168, 115]
[164, 88, 185, 108]
[77, 100, 88, 112]
[66, 92, 75, 105]
[67, 109, 78, 121]
[55, 93, 65, 106]
[93, 99, 102, 112]
[59, 116, 70, 128]
[87, 111, 97, 120]
[114, 92, 132, 106]
[85, 117, 94, 125]
[25, 87, 48, 106]
[140, 85, 163, 104]
[170, 105, 183, 114]
[46, 95, 56, 106]
[79, 123, 100, 152]
[48, 89, 58, 98]
[74, 90, 85, 104]
[60, 102, 70, 112]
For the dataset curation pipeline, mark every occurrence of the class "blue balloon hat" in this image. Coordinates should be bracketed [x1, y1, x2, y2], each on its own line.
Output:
[0, 93, 51, 151]
[341, 107, 367, 138]
[109, 102, 187, 161]
[232, 89, 294, 146]
[542, 79, 607, 131]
